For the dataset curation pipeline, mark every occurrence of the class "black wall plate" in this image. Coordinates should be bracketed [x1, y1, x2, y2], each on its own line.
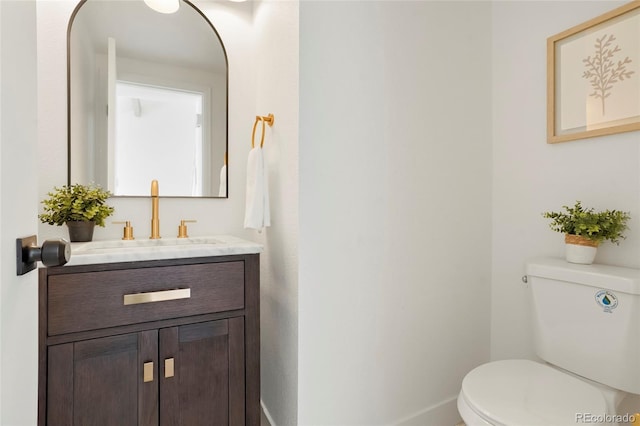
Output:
[16, 235, 37, 276]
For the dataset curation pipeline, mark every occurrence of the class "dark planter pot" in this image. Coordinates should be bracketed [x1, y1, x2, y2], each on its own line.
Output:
[66, 221, 96, 242]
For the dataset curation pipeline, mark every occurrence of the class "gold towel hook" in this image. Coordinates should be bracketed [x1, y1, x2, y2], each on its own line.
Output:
[251, 113, 275, 148]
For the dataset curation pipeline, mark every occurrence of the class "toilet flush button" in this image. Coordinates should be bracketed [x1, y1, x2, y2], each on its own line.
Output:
[594, 289, 618, 313]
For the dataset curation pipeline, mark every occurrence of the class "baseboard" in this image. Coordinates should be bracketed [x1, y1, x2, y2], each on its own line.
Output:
[261, 399, 277, 426]
[393, 395, 462, 426]
[261, 395, 461, 426]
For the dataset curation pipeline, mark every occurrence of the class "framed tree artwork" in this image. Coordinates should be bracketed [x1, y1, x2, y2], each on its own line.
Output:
[548, 2, 640, 143]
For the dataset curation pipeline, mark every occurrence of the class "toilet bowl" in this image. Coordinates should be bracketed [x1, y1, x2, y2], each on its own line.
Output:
[457, 258, 640, 426]
[457, 359, 615, 426]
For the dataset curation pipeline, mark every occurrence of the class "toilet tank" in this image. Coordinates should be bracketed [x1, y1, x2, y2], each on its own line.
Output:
[526, 257, 640, 395]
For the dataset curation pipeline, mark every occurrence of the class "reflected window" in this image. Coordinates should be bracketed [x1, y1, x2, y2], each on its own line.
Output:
[115, 82, 206, 196]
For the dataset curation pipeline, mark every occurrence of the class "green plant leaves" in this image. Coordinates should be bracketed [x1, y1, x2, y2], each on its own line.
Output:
[39, 184, 115, 227]
[542, 201, 630, 245]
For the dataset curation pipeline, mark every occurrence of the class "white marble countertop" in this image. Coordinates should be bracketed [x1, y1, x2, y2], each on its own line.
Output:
[65, 235, 263, 266]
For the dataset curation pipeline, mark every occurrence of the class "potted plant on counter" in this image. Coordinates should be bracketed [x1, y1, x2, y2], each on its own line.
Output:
[542, 201, 630, 264]
[39, 183, 115, 242]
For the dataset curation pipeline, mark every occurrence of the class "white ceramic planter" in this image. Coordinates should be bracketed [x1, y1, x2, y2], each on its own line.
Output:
[565, 243, 597, 264]
[564, 234, 598, 265]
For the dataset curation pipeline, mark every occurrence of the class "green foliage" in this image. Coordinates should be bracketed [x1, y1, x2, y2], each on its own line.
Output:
[542, 201, 630, 245]
[39, 184, 115, 227]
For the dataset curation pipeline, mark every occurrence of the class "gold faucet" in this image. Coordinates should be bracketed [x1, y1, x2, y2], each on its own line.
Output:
[150, 180, 160, 239]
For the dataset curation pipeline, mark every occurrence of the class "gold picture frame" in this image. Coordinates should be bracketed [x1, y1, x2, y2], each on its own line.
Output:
[548, 1, 640, 143]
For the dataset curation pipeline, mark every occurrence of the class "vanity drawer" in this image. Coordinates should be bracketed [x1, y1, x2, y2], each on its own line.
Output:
[47, 262, 244, 336]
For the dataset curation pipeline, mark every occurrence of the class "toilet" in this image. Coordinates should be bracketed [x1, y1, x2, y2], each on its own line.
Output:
[458, 257, 640, 426]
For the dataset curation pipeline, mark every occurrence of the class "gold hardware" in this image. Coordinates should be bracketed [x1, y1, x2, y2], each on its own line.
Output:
[123, 288, 191, 305]
[251, 113, 275, 148]
[262, 113, 275, 127]
[150, 179, 160, 239]
[113, 221, 134, 240]
[165, 358, 175, 378]
[143, 361, 154, 383]
[177, 220, 197, 238]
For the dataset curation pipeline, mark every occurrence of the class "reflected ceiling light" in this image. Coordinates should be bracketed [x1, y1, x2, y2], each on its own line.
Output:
[144, 0, 180, 14]
[228, 0, 248, 2]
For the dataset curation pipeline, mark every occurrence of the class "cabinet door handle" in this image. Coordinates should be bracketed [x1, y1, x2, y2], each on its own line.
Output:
[143, 361, 154, 383]
[123, 288, 191, 305]
[165, 358, 175, 378]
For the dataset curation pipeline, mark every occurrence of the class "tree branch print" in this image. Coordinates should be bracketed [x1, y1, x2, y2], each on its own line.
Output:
[582, 33, 634, 115]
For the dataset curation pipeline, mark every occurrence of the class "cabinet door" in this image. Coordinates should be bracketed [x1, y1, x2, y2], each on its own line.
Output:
[47, 331, 159, 426]
[159, 318, 245, 426]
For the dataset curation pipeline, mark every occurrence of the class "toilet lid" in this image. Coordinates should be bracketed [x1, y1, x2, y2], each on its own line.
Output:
[461, 359, 608, 426]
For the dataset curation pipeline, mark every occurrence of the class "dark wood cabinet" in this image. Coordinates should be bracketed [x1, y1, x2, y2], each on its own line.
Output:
[39, 254, 260, 426]
[47, 331, 157, 425]
[160, 319, 245, 426]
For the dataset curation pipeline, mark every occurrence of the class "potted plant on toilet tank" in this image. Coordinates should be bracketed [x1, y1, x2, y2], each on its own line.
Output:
[39, 183, 115, 242]
[542, 201, 630, 264]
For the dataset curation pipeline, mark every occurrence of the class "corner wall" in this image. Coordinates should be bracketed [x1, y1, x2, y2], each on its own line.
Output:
[253, 1, 300, 425]
[491, 1, 640, 361]
[299, 2, 492, 423]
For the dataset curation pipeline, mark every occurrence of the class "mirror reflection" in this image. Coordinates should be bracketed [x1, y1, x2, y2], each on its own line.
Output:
[69, 0, 228, 197]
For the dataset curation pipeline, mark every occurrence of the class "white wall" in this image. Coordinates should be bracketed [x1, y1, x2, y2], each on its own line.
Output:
[1, 1, 39, 424]
[68, 14, 95, 184]
[299, 2, 492, 424]
[491, 1, 640, 361]
[253, 1, 299, 425]
[0, 3, 3, 416]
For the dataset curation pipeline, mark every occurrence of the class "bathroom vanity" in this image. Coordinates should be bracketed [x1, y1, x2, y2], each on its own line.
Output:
[37, 237, 261, 425]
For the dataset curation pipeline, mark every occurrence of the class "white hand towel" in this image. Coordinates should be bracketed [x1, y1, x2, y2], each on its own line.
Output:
[244, 147, 270, 231]
[218, 164, 227, 197]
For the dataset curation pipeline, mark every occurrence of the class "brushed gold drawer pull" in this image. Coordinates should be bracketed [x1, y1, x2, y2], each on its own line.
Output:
[143, 361, 154, 383]
[165, 358, 175, 378]
[123, 288, 191, 305]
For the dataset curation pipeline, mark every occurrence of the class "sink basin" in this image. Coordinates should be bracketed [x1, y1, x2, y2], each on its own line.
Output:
[66, 235, 262, 266]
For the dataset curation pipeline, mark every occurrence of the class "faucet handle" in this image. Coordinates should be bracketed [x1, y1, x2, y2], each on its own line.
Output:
[113, 221, 135, 240]
[177, 220, 197, 239]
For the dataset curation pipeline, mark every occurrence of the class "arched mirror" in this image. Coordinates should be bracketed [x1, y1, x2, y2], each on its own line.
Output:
[68, 0, 228, 197]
